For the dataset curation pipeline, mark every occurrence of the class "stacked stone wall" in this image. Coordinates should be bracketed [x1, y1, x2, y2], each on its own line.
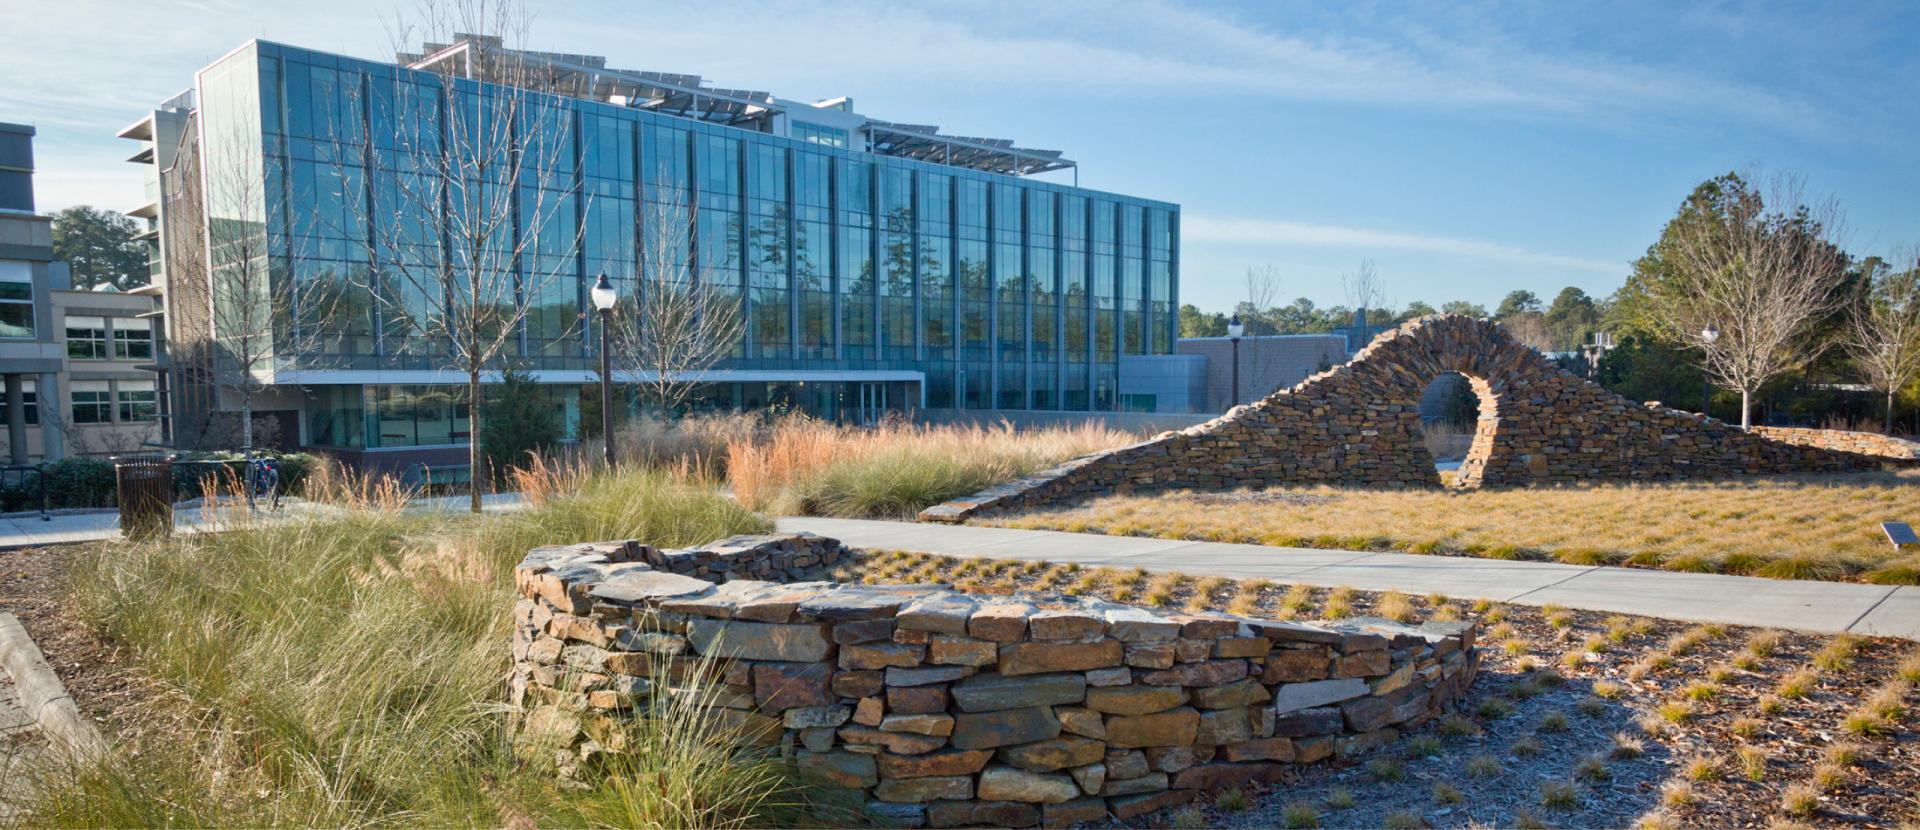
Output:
[1751, 426, 1920, 460]
[921, 315, 1903, 523]
[511, 534, 1478, 828]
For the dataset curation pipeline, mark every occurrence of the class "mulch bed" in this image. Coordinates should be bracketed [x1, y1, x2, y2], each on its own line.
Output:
[838, 550, 1920, 828]
[0, 546, 143, 737]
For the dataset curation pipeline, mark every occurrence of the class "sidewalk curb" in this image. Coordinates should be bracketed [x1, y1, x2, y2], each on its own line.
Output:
[0, 612, 107, 762]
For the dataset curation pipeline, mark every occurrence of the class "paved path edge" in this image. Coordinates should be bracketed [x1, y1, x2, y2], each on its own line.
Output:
[777, 516, 1919, 642]
[0, 612, 106, 763]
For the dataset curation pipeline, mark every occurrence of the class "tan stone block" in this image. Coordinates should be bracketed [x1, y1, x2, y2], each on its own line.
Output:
[1085, 684, 1188, 716]
[880, 713, 954, 737]
[928, 636, 998, 667]
[1104, 707, 1200, 748]
[999, 640, 1124, 676]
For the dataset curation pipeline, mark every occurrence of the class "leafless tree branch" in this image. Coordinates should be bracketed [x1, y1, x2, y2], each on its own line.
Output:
[1843, 247, 1920, 433]
[1639, 169, 1851, 429]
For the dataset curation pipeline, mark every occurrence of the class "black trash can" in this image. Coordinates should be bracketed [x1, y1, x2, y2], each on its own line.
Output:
[114, 454, 175, 541]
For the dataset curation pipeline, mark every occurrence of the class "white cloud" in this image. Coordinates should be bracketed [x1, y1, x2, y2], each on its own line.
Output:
[4, 0, 1900, 212]
[1183, 213, 1622, 275]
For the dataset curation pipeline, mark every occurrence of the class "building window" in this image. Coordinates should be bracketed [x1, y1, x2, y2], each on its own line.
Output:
[117, 380, 158, 422]
[71, 381, 111, 424]
[0, 261, 34, 339]
[66, 316, 108, 359]
[792, 122, 848, 148]
[114, 319, 154, 360]
[0, 379, 38, 426]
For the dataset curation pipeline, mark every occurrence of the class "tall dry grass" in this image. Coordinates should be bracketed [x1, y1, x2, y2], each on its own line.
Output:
[990, 471, 1920, 584]
[614, 412, 769, 474]
[726, 418, 1133, 518]
[1422, 420, 1475, 463]
[16, 468, 799, 828]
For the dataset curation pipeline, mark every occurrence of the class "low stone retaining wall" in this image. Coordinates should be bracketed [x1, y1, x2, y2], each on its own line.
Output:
[1751, 426, 1920, 461]
[512, 534, 1478, 828]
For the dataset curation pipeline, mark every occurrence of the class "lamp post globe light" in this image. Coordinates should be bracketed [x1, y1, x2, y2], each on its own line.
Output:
[1699, 324, 1718, 418]
[1226, 315, 1245, 411]
[591, 273, 618, 466]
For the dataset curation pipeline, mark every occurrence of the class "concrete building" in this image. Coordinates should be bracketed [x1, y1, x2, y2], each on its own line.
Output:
[1177, 334, 1349, 412]
[0, 123, 165, 463]
[122, 37, 1185, 470]
[0, 122, 75, 464]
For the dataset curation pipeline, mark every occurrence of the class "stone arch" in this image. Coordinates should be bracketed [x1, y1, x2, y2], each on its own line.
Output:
[1412, 371, 1498, 486]
[1317, 314, 1568, 488]
[921, 315, 1902, 522]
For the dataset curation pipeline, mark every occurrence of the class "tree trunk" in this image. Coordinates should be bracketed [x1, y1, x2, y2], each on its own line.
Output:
[1887, 390, 1896, 434]
[1740, 389, 1752, 431]
[469, 368, 484, 514]
[240, 393, 254, 450]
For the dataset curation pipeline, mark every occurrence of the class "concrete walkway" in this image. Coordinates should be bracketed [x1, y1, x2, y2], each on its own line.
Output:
[0, 492, 529, 549]
[775, 516, 1919, 640]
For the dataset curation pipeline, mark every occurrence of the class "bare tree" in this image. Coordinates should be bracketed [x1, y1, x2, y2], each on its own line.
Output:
[337, 2, 585, 511]
[1243, 265, 1283, 322]
[609, 197, 743, 415]
[1639, 170, 1851, 429]
[188, 132, 342, 450]
[1501, 312, 1554, 352]
[1843, 249, 1920, 433]
[1342, 258, 1388, 315]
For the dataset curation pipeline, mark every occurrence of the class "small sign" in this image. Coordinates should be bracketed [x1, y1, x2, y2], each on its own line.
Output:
[1883, 522, 1919, 549]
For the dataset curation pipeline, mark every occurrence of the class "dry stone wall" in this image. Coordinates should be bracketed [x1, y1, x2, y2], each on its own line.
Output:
[1751, 426, 1920, 460]
[512, 534, 1478, 828]
[922, 315, 1900, 522]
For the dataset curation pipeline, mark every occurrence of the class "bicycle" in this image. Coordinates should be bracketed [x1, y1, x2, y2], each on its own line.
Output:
[244, 451, 282, 512]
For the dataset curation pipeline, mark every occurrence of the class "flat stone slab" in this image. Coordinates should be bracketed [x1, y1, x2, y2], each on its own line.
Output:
[588, 570, 714, 604]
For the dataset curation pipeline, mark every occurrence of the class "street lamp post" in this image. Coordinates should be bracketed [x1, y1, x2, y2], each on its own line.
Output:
[1227, 315, 1245, 411]
[1700, 324, 1719, 418]
[590, 273, 618, 466]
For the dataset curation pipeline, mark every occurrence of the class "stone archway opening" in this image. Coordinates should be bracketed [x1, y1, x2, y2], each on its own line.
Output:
[1417, 371, 1497, 487]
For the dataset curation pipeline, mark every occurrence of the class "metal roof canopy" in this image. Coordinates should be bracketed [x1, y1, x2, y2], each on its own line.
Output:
[401, 35, 1074, 177]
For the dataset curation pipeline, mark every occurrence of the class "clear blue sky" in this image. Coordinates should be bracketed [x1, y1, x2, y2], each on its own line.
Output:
[7, 0, 1916, 313]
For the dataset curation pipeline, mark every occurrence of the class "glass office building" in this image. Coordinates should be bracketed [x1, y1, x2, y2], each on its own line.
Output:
[130, 37, 1178, 461]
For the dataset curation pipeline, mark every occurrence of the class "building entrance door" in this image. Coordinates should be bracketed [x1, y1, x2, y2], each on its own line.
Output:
[856, 382, 888, 425]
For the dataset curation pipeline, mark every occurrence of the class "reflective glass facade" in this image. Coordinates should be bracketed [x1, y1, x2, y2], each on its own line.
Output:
[199, 41, 1177, 425]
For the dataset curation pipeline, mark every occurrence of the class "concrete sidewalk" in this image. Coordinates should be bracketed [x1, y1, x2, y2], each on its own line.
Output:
[775, 516, 1919, 640]
[0, 492, 529, 549]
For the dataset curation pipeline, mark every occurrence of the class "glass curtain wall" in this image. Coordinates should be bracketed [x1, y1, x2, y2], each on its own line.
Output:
[235, 43, 1176, 417]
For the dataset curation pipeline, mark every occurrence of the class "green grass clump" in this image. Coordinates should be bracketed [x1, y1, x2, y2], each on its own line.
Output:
[1324, 787, 1355, 811]
[1281, 801, 1320, 828]
[1540, 780, 1579, 810]
[1367, 757, 1405, 782]
[31, 471, 811, 829]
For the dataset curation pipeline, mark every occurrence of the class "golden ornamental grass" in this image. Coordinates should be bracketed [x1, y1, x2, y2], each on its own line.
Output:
[990, 471, 1920, 583]
[725, 417, 1131, 518]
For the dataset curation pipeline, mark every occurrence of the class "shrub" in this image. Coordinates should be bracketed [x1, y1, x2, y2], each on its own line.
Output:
[480, 366, 563, 486]
[44, 456, 116, 507]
